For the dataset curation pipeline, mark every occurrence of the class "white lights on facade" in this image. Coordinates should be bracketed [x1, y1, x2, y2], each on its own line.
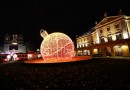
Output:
[82, 43, 84, 47]
[103, 38, 106, 42]
[123, 32, 129, 39]
[85, 43, 88, 47]
[96, 31, 100, 44]
[112, 35, 116, 41]
[77, 44, 79, 48]
[76, 13, 130, 57]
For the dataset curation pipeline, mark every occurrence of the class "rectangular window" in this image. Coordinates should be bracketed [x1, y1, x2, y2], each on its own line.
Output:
[116, 33, 122, 40]
[9, 45, 18, 50]
[115, 24, 120, 29]
[100, 30, 103, 33]
[107, 27, 110, 31]
[100, 38, 105, 43]
[107, 36, 112, 41]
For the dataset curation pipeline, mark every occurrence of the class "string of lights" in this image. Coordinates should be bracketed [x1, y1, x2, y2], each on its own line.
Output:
[40, 31, 74, 60]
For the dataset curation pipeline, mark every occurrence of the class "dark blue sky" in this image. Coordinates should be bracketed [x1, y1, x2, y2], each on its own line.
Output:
[0, 0, 130, 49]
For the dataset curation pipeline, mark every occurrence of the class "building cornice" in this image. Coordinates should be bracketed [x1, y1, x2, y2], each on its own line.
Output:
[94, 15, 125, 29]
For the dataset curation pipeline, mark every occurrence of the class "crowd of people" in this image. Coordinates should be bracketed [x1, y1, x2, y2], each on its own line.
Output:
[0, 58, 130, 89]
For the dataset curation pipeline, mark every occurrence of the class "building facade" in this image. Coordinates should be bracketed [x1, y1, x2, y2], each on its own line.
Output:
[4, 34, 26, 54]
[76, 12, 130, 57]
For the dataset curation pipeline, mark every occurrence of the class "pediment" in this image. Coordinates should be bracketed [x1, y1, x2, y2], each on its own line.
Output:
[95, 15, 123, 27]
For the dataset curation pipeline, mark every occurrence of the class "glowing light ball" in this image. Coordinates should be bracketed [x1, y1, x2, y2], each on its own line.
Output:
[40, 29, 74, 60]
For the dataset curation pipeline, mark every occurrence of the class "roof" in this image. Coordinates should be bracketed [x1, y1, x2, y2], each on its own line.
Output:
[95, 15, 124, 27]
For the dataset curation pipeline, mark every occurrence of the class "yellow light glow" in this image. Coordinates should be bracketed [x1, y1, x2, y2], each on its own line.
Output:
[121, 45, 129, 56]
[12, 43, 17, 45]
[104, 38, 108, 42]
[112, 35, 116, 41]
[123, 32, 128, 39]
[93, 49, 98, 54]
[121, 45, 127, 49]
[40, 29, 48, 39]
[96, 31, 100, 43]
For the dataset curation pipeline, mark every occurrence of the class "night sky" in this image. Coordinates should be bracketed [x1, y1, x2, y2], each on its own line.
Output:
[0, 1, 130, 50]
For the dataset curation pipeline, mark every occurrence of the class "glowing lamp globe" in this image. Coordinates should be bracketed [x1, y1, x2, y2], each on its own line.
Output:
[40, 29, 74, 60]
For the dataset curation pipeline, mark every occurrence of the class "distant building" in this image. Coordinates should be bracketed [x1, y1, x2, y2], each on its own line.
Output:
[4, 34, 26, 54]
[76, 10, 130, 57]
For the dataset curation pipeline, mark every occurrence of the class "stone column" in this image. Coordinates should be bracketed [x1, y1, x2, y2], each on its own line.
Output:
[102, 47, 106, 57]
[110, 46, 115, 56]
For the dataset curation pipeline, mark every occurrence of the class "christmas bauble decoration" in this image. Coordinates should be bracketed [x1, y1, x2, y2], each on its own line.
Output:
[40, 30, 74, 60]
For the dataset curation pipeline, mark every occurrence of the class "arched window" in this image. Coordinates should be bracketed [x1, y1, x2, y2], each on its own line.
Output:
[116, 32, 122, 40]
[115, 23, 120, 29]
[107, 26, 110, 31]
[100, 30, 103, 33]
[107, 34, 112, 42]
[100, 36, 105, 43]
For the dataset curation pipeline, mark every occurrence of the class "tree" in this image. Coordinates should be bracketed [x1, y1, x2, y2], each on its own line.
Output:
[24, 41, 35, 52]
[0, 45, 4, 52]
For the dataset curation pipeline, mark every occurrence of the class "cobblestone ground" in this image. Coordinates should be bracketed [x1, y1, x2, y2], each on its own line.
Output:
[0, 58, 130, 89]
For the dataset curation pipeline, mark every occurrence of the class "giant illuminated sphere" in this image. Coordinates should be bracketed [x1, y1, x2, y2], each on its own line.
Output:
[40, 29, 74, 60]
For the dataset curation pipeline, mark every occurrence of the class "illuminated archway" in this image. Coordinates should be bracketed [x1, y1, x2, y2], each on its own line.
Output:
[113, 45, 122, 56]
[106, 47, 112, 56]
